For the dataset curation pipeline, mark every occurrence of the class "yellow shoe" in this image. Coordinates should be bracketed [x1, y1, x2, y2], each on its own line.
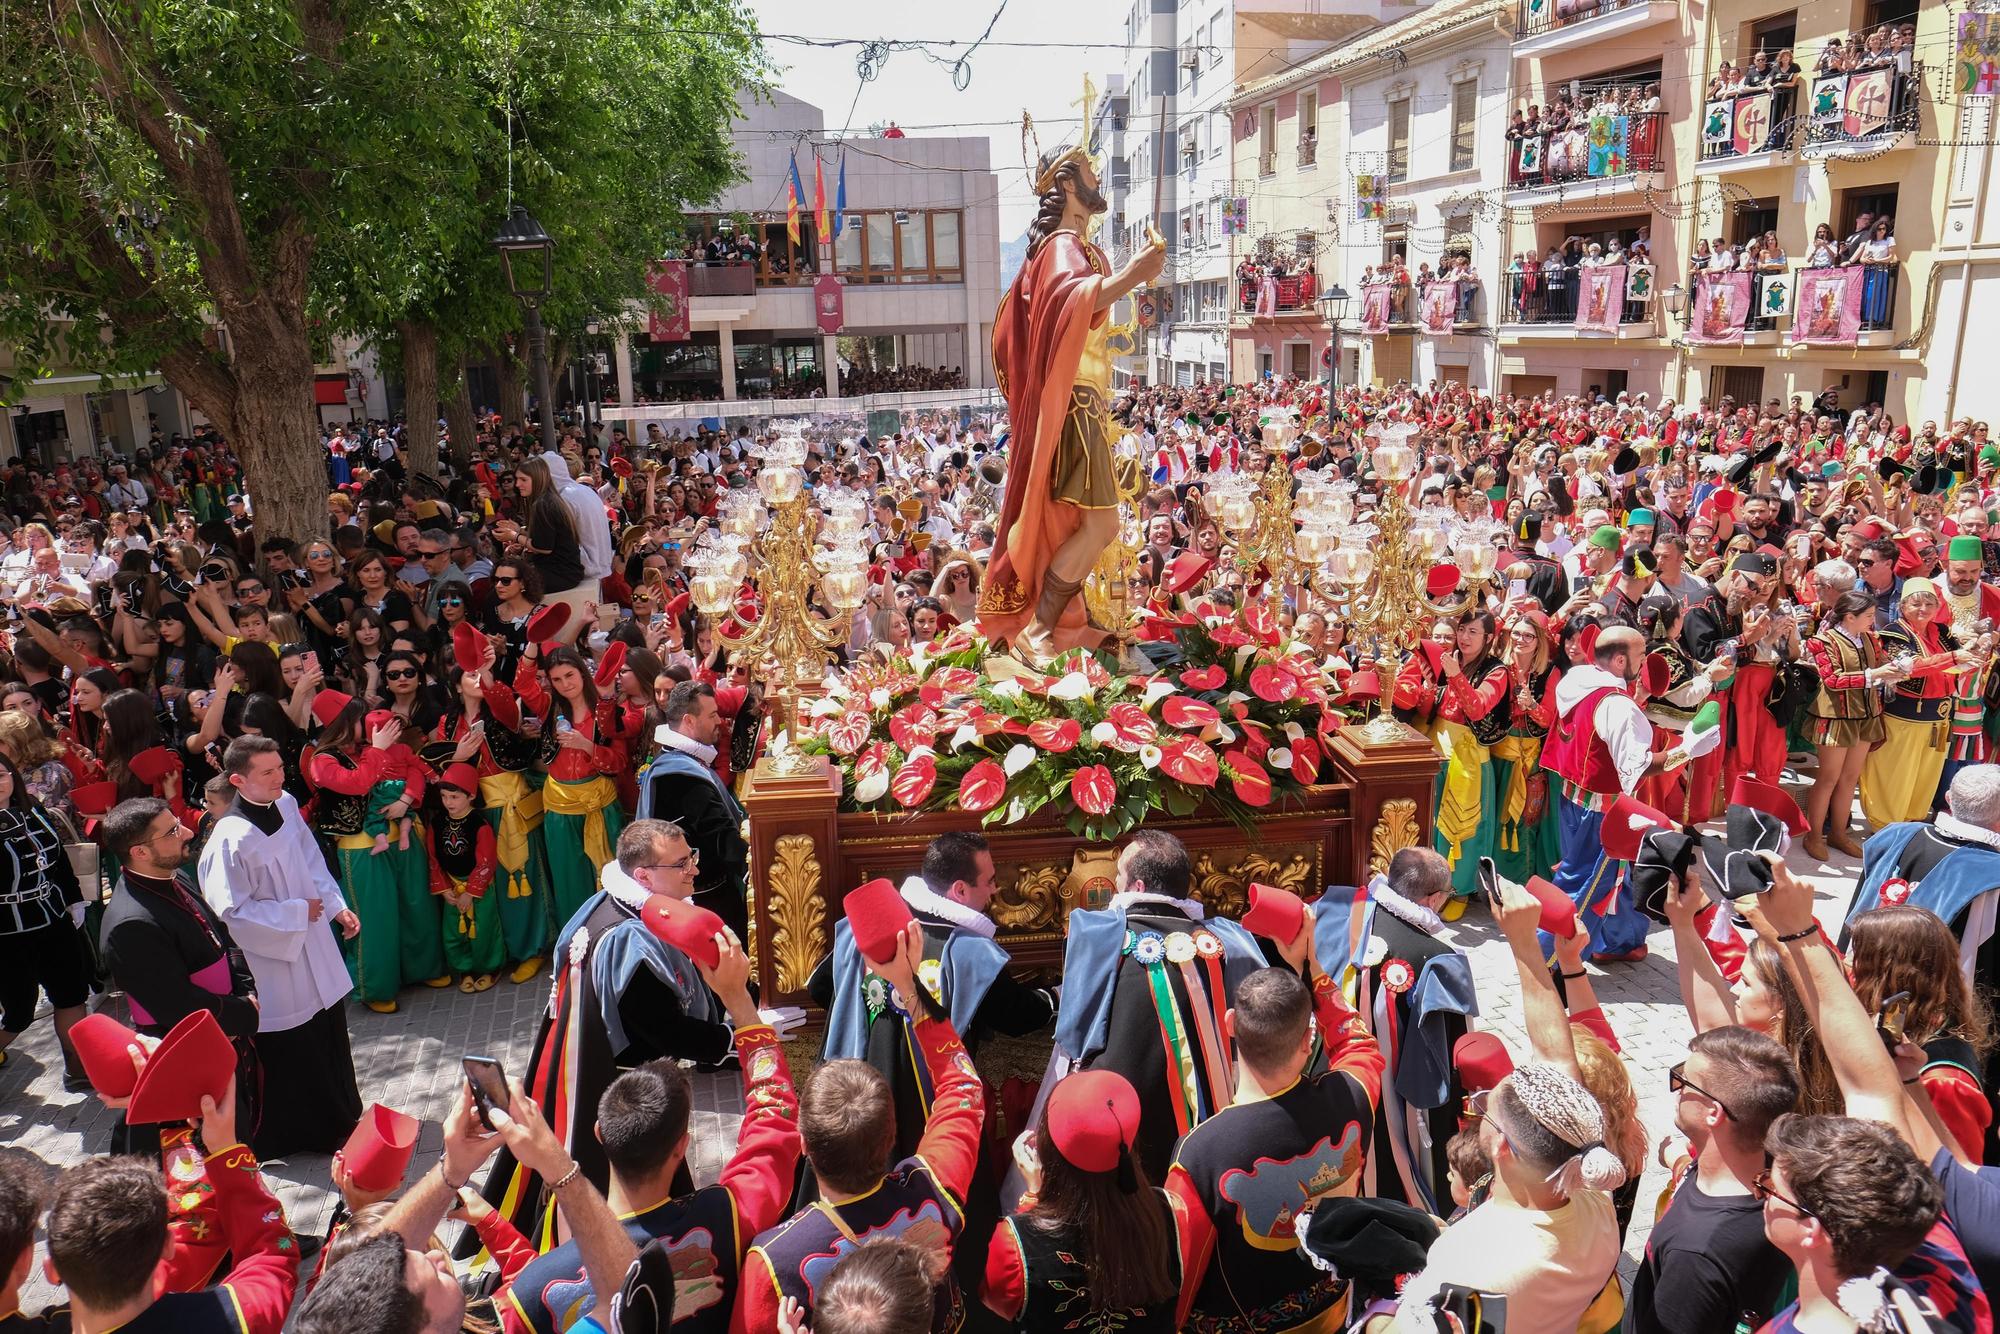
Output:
[469, 973, 496, 993]
[364, 999, 398, 1015]
[1440, 896, 1469, 922]
[425, 975, 454, 989]
[509, 957, 545, 984]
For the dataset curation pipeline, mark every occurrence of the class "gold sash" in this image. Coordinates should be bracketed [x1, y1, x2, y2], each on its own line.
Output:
[1432, 719, 1491, 867]
[1489, 732, 1543, 851]
[480, 770, 544, 899]
[542, 775, 616, 873]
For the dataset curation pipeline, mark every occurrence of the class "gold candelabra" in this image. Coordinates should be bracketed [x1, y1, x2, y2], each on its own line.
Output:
[690, 432, 868, 775]
[1083, 444, 1149, 637]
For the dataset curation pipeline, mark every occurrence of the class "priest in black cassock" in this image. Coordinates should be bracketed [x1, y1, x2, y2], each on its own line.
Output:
[196, 736, 363, 1160]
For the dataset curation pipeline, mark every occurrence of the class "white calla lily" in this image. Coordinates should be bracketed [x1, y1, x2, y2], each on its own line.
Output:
[853, 768, 890, 802]
[1139, 744, 1164, 769]
[809, 695, 845, 719]
[990, 679, 1024, 699]
[949, 724, 978, 751]
[1090, 721, 1118, 746]
[869, 688, 891, 709]
[1269, 747, 1294, 770]
[1284, 721, 1307, 742]
[1048, 670, 1094, 701]
[1003, 743, 1036, 777]
[1141, 678, 1178, 707]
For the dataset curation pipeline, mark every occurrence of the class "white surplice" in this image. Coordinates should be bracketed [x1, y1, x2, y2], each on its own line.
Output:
[198, 793, 353, 1032]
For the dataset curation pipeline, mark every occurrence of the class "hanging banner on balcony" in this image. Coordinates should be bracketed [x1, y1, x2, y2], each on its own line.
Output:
[1576, 264, 1626, 334]
[1421, 282, 1457, 335]
[1222, 197, 1248, 236]
[1585, 115, 1630, 178]
[1759, 271, 1793, 319]
[1791, 266, 1864, 347]
[1360, 285, 1393, 334]
[1687, 272, 1753, 345]
[1809, 76, 1846, 130]
[1959, 14, 2000, 95]
[813, 274, 846, 335]
[646, 260, 690, 342]
[1732, 93, 1773, 156]
[1702, 100, 1733, 146]
[1355, 175, 1387, 223]
[1514, 135, 1543, 179]
[1843, 69, 1894, 138]
[1625, 263, 1656, 304]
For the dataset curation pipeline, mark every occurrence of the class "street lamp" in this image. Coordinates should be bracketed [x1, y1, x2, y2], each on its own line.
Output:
[1661, 283, 1688, 402]
[493, 205, 559, 453]
[583, 319, 602, 434]
[1317, 284, 1351, 395]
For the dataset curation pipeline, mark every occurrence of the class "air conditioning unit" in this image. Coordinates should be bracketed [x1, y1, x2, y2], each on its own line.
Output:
[1182, 51, 1201, 70]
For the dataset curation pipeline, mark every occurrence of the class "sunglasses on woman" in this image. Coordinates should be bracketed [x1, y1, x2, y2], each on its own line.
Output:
[439, 597, 464, 608]
[385, 668, 420, 681]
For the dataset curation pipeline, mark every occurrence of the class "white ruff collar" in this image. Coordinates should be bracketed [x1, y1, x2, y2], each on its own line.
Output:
[600, 862, 651, 911]
[1367, 873, 1445, 935]
[1937, 811, 2000, 850]
[899, 876, 996, 938]
[1109, 889, 1206, 920]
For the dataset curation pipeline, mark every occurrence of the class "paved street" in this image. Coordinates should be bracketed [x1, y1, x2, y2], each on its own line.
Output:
[0, 818, 1864, 1309]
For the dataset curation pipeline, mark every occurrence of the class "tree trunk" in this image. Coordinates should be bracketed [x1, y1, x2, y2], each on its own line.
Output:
[398, 319, 440, 484]
[492, 341, 525, 428]
[443, 359, 477, 472]
[183, 335, 328, 549]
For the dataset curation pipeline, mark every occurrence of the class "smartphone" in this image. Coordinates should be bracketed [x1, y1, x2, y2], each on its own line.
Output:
[463, 1055, 509, 1131]
[1476, 856, 1502, 909]
[619, 607, 634, 620]
[1875, 990, 1912, 1049]
[1508, 578, 1527, 598]
[650, 613, 665, 626]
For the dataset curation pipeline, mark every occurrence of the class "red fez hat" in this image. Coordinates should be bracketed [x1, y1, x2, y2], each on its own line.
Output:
[70, 1013, 142, 1099]
[1709, 488, 1739, 515]
[1851, 518, 1889, 542]
[364, 708, 399, 736]
[126, 1009, 235, 1125]
[452, 622, 487, 675]
[1343, 669, 1381, 703]
[611, 456, 633, 479]
[70, 781, 118, 818]
[1524, 875, 1579, 940]
[1641, 652, 1671, 698]
[662, 591, 691, 618]
[1728, 775, 1807, 836]
[1241, 881, 1307, 944]
[1601, 792, 1674, 863]
[1162, 553, 1214, 597]
[1425, 565, 1463, 600]
[525, 602, 571, 645]
[594, 641, 629, 690]
[843, 877, 914, 965]
[310, 688, 354, 728]
[438, 763, 481, 795]
[1452, 1031, 1515, 1094]
[1045, 1069, 1141, 1174]
[341, 1103, 420, 1193]
[129, 745, 182, 787]
[1893, 535, 1925, 578]
[637, 894, 726, 970]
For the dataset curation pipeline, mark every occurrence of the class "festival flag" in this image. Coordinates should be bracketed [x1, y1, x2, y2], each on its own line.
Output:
[1842, 69, 1893, 138]
[813, 153, 829, 239]
[1790, 266, 1864, 347]
[834, 152, 847, 238]
[786, 154, 804, 245]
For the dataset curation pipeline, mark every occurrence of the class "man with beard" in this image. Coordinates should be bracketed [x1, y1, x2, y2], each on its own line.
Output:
[978, 143, 1166, 661]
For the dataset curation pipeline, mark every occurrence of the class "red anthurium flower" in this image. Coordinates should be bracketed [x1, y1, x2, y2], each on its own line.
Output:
[999, 716, 1032, 736]
[1250, 663, 1301, 703]
[1104, 702, 1157, 748]
[1241, 602, 1281, 646]
[889, 702, 938, 751]
[1162, 697, 1222, 731]
[938, 626, 977, 654]
[855, 741, 892, 778]
[1318, 711, 1345, 747]
[890, 755, 938, 808]
[1080, 656, 1112, 688]
[1028, 717, 1082, 752]
[917, 682, 945, 708]
[957, 759, 1007, 813]
[1208, 622, 1253, 648]
[1138, 616, 1182, 643]
[1239, 723, 1271, 761]
[825, 710, 872, 755]
[933, 666, 982, 694]
[1159, 735, 1219, 786]
[1179, 665, 1227, 690]
[1070, 764, 1117, 815]
[1225, 751, 1272, 807]
[1289, 736, 1321, 784]
[968, 706, 1008, 737]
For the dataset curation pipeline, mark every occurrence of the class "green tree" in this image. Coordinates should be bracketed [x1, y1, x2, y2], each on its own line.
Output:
[0, 0, 763, 542]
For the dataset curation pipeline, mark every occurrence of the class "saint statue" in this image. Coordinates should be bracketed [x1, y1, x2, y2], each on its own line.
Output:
[976, 144, 1166, 661]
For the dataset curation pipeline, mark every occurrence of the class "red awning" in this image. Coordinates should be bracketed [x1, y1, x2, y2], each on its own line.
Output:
[313, 378, 348, 405]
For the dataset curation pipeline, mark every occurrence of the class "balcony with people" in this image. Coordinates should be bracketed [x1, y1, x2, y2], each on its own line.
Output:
[1696, 23, 1921, 172]
[1502, 77, 1667, 201]
[1514, 0, 1679, 58]
[1236, 255, 1320, 318]
[675, 207, 968, 289]
[1501, 225, 1659, 337]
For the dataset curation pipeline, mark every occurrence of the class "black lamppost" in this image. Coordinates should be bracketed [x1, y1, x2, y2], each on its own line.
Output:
[493, 205, 558, 453]
[1317, 284, 1351, 395]
[584, 319, 602, 434]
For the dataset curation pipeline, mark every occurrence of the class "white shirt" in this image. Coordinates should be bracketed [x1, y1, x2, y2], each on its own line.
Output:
[198, 793, 353, 1031]
[542, 452, 614, 580]
[1554, 664, 1654, 794]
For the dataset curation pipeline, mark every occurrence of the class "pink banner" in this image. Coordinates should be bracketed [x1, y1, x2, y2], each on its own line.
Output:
[1360, 285, 1393, 334]
[813, 273, 846, 334]
[1421, 281, 1457, 335]
[646, 260, 689, 342]
[1575, 264, 1627, 334]
[1687, 271, 1754, 345]
[1791, 266, 1865, 347]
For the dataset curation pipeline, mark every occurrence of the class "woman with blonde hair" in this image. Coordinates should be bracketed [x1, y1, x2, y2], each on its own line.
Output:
[0, 708, 72, 828]
[1848, 904, 1995, 1161]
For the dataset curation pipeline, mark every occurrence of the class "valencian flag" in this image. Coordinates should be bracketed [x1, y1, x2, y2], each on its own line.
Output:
[834, 152, 848, 238]
[787, 153, 804, 245]
[813, 153, 830, 239]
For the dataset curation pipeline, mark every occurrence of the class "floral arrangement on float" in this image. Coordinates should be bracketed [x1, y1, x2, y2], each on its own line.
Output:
[802, 601, 1346, 840]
